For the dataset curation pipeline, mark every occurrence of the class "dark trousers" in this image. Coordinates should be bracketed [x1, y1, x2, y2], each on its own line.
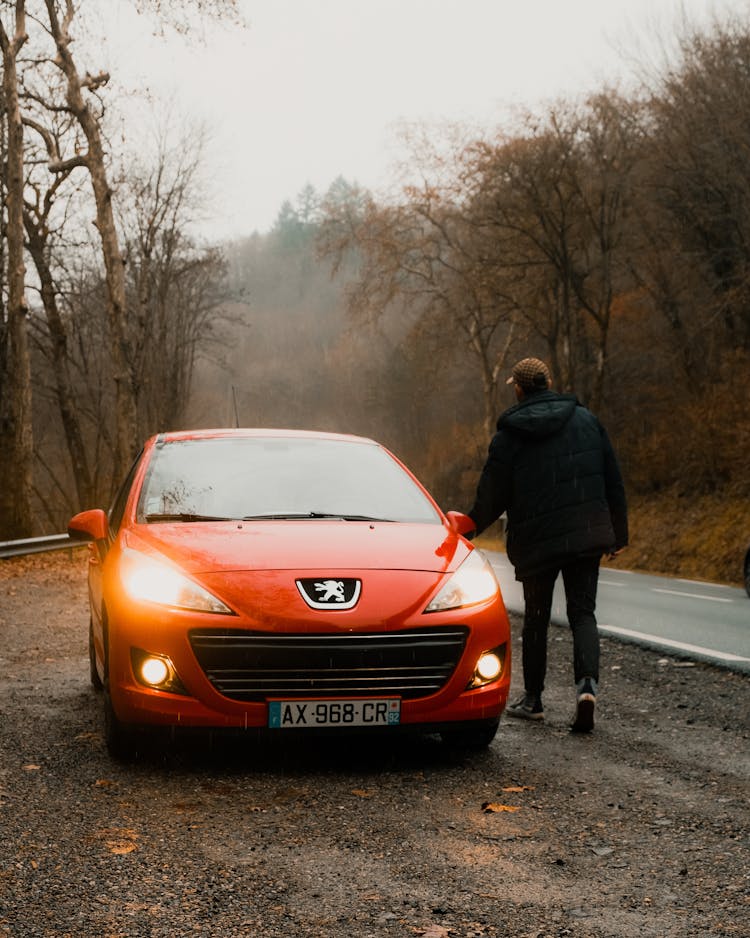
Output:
[520, 555, 601, 696]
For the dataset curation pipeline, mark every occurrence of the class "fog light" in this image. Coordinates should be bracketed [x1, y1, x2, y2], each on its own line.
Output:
[476, 652, 502, 681]
[140, 656, 170, 687]
[468, 645, 506, 689]
[131, 648, 187, 694]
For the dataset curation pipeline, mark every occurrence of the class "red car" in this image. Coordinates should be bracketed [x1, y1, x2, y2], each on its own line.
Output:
[68, 429, 511, 758]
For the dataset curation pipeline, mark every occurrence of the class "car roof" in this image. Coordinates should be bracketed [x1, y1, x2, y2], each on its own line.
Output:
[148, 428, 379, 446]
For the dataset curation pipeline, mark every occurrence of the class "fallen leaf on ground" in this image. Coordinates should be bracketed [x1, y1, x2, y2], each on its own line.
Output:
[95, 827, 139, 856]
[481, 802, 520, 813]
[502, 785, 535, 793]
[108, 842, 137, 856]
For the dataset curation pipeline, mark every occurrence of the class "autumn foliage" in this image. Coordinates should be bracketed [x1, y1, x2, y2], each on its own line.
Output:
[2, 10, 749, 583]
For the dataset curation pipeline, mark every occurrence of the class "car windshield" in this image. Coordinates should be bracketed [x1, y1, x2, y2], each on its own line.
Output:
[136, 436, 441, 525]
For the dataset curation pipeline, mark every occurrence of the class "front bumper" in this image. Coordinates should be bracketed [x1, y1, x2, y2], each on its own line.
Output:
[104, 567, 512, 732]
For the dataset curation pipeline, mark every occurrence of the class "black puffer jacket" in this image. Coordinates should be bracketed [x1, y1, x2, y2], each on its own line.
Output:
[469, 390, 628, 580]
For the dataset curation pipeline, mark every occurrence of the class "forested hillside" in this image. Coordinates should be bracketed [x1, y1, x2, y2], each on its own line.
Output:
[197, 178, 750, 586]
[1, 6, 748, 583]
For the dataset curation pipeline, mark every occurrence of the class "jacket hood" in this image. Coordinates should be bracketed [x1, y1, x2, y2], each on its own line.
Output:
[497, 391, 579, 440]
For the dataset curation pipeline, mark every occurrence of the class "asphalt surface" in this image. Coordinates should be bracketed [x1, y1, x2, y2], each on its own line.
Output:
[486, 551, 750, 673]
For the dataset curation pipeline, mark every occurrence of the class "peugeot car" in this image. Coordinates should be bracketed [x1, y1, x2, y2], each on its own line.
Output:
[68, 429, 511, 758]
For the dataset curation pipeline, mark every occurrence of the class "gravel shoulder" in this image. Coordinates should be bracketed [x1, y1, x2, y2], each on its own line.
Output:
[0, 552, 748, 938]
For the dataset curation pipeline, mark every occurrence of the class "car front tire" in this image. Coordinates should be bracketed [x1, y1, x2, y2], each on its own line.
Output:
[101, 616, 139, 760]
[441, 718, 500, 750]
[89, 618, 103, 691]
[103, 684, 140, 761]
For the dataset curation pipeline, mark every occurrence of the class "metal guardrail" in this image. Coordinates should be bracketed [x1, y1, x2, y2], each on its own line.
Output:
[0, 533, 77, 560]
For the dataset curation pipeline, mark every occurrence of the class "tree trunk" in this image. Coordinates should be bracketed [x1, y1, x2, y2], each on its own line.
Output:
[0, 6, 34, 537]
[24, 213, 95, 509]
[45, 0, 138, 477]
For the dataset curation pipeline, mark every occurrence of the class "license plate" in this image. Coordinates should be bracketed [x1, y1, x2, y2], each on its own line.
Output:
[268, 698, 401, 729]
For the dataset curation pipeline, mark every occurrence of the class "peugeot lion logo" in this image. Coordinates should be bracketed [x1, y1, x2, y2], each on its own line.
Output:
[296, 578, 361, 610]
[315, 580, 347, 603]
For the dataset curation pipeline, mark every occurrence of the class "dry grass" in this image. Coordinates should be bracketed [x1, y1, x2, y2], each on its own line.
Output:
[476, 493, 750, 587]
[618, 493, 750, 586]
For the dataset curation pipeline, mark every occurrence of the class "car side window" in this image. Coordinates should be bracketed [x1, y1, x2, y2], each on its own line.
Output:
[108, 450, 144, 535]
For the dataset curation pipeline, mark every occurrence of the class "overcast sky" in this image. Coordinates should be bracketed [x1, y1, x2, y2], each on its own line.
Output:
[104, 0, 745, 241]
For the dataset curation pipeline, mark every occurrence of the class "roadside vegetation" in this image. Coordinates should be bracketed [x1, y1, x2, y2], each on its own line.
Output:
[1, 3, 748, 585]
[479, 495, 750, 588]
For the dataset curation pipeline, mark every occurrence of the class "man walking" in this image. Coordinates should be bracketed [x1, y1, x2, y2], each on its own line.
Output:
[468, 358, 628, 732]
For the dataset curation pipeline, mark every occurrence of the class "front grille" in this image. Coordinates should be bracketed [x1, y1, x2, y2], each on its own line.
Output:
[189, 627, 469, 701]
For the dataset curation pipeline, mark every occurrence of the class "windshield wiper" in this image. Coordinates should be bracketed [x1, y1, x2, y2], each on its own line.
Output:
[144, 512, 238, 523]
[337, 514, 395, 522]
[145, 510, 396, 523]
[242, 511, 394, 522]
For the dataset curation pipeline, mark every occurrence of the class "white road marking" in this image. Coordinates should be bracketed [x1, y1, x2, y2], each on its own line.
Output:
[598, 624, 750, 664]
[676, 576, 732, 588]
[599, 579, 627, 587]
[652, 588, 733, 603]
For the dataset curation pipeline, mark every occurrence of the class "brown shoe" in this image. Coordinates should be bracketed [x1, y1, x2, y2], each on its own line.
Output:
[507, 693, 544, 721]
[571, 679, 596, 733]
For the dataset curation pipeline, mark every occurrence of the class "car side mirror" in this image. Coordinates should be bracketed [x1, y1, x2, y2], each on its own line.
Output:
[445, 511, 477, 539]
[68, 508, 109, 543]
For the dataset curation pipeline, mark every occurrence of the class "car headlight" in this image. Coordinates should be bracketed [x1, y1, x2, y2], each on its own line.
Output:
[119, 548, 233, 614]
[424, 550, 500, 612]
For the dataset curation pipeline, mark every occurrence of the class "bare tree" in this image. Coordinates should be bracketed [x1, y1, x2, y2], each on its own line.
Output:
[41, 0, 139, 475]
[116, 123, 231, 437]
[638, 19, 750, 366]
[23, 164, 97, 508]
[34, 0, 240, 502]
[618, 17, 750, 493]
[0, 0, 34, 537]
[468, 94, 639, 409]
[319, 143, 521, 437]
[1, 0, 242, 525]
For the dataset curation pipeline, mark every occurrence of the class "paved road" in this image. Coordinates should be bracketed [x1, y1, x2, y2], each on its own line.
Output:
[485, 550, 750, 674]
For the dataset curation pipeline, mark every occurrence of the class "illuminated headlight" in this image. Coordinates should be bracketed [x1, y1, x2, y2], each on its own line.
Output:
[119, 548, 232, 614]
[467, 645, 506, 689]
[131, 648, 188, 694]
[424, 550, 500, 613]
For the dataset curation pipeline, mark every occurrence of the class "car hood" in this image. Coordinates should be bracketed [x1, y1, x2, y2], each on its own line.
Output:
[122, 520, 471, 575]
